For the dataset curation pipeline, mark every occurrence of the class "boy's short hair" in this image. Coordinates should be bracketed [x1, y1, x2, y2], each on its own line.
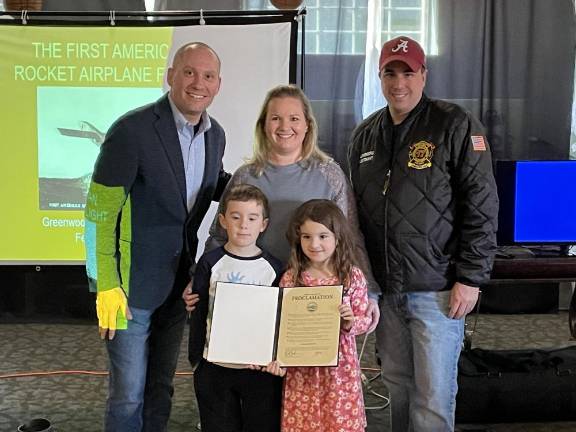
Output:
[221, 184, 270, 219]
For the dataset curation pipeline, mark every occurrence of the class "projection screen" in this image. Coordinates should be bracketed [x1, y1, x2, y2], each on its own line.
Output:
[0, 13, 299, 264]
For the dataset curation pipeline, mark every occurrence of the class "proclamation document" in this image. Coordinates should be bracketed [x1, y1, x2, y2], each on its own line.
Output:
[206, 282, 343, 367]
[276, 285, 343, 367]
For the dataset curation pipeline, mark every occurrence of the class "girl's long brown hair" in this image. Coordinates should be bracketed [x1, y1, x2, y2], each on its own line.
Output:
[286, 199, 357, 288]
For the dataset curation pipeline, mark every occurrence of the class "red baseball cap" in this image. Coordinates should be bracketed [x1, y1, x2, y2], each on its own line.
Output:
[379, 36, 426, 73]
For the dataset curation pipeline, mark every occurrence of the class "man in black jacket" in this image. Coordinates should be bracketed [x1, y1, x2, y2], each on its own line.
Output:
[348, 36, 498, 432]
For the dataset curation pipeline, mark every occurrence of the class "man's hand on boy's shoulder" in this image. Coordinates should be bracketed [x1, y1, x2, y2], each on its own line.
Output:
[182, 281, 200, 312]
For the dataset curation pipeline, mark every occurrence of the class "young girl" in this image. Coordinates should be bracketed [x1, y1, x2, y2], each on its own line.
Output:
[267, 199, 371, 432]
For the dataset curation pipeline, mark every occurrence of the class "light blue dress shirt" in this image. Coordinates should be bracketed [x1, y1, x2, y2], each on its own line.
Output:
[168, 95, 210, 211]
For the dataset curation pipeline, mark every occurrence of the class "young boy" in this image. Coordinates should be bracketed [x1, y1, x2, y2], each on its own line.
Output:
[187, 184, 284, 432]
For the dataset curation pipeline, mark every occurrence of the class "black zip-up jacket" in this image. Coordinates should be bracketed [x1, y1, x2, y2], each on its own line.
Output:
[348, 95, 499, 295]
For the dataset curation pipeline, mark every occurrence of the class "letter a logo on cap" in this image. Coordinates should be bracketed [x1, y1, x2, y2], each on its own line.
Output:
[391, 39, 409, 53]
[379, 36, 426, 73]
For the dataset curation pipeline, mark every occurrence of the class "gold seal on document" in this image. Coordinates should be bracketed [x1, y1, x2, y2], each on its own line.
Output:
[306, 302, 318, 312]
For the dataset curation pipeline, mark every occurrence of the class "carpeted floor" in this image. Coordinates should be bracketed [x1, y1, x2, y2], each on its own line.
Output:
[1, 312, 575, 431]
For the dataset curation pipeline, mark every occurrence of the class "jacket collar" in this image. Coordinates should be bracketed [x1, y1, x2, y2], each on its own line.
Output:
[382, 93, 429, 129]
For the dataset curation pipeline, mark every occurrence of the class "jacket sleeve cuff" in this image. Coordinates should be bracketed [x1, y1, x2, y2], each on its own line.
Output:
[367, 290, 380, 301]
[455, 277, 481, 288]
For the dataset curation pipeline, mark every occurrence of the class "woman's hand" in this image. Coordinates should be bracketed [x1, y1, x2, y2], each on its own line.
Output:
[339, 301, 355, 331]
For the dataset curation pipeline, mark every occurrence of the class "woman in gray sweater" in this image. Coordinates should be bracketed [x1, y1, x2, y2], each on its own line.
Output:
[184, 84, 379, 321]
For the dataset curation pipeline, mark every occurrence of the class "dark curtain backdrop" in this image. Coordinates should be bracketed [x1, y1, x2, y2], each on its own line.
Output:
[349, 0, 576, 168]
[429, 0, 576, 162]
[238, 1, 576, 168]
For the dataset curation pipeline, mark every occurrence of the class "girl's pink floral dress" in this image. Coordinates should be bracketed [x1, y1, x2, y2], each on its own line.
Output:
[280, 266, 370, 432]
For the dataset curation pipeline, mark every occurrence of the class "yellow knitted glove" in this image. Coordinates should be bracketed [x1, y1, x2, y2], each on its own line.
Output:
[96, 287, 130, 338]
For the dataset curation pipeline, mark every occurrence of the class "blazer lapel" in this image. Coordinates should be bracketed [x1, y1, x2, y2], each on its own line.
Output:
[154, 95, 187, 208]
[201, 123, 218, 192]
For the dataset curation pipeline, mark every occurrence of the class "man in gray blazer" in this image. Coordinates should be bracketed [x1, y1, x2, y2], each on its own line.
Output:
[85, 42, 229, 432]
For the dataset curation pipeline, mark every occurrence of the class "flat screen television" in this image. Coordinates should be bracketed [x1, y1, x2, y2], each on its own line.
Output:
[496, 160, 576, 245]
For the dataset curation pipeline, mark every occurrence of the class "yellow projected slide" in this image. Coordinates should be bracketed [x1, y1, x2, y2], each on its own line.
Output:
[0, 20, 294, 263]
[0, 26, 171, 263]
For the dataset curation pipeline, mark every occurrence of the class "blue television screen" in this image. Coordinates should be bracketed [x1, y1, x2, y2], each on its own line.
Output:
[496, 161, 576, 244]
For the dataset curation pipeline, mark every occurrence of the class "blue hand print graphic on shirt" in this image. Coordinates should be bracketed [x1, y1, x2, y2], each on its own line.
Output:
[227, 272, 245, 283]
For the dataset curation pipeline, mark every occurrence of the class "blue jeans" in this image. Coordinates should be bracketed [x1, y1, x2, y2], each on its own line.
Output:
[104, 293, 186, 432]
[376, 291, 464, 432]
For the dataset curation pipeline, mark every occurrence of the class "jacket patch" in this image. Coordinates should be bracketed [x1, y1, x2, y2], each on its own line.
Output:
[471, 135, 487, 151]
[359, 150, 374, 164]
[408, 141, 435, 169]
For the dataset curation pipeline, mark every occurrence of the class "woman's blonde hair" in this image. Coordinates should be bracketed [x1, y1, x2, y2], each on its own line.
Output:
[285, 199, 357, 289]
[248, 84, 330, 175]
